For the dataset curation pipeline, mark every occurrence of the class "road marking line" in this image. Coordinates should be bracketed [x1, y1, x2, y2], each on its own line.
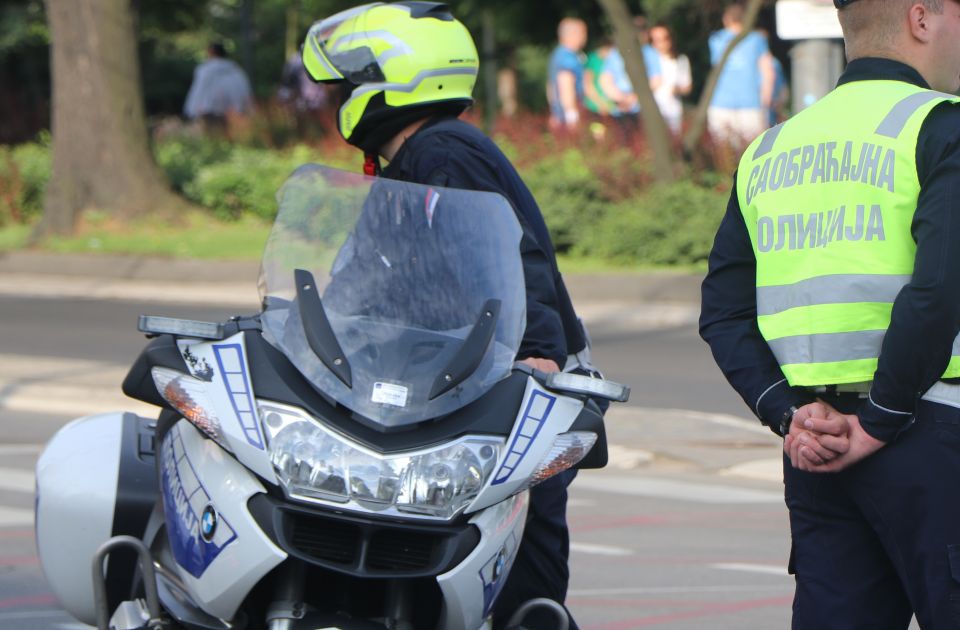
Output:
[1, 393, 155, 417]
[570, 542, 634, 556]
[0, 444, 43, 456]
[0, 468, 34, 494]
[0, 507, 34, 528]
[630, 407, 774, 436]
[711, 562, 790, 577]
[568, 584, 791, 596]
[574, 474, 783, 504]
[0, 274, 258, 308]
[0, 610, 71, 621]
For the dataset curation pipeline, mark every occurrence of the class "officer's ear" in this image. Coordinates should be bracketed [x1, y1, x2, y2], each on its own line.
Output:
[908, 2, 934, 44]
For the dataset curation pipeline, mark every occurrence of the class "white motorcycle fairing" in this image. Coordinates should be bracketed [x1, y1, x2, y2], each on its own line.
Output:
[158, 420, 286, 620]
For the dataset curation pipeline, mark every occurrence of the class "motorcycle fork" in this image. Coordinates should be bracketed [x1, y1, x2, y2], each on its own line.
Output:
[384, 580, 414, 630]
[265, 561, 306, 630]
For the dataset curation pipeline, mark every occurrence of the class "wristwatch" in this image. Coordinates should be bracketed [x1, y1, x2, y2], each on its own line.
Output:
[779, 405, 799, 437]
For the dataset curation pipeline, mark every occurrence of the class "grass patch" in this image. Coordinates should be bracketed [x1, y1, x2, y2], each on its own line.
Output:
[557, 254, 704, 275]
[24, 211, 272, 260]
[0, 223, 31, 251]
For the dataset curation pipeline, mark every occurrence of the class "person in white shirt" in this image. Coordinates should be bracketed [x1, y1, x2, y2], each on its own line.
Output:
[183, 43, 254, 127]
[649, 23, 692, 134]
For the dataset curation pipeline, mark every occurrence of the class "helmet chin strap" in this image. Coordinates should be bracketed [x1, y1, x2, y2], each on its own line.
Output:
[363, 152, 381, 177]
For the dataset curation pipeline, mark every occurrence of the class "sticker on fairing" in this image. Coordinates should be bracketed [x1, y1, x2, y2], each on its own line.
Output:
[371, 382, 408, 407]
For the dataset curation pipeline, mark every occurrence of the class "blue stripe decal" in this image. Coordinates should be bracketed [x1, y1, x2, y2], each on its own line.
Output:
[491, 391, 556, 485]
[160, 425, 237, 578]
[212, 343, 264, 450]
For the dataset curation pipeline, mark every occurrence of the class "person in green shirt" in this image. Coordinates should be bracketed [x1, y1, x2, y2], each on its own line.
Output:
[583, 40, 616, 117]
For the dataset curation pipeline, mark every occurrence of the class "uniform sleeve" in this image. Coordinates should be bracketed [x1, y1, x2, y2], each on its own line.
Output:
[859, 103, 960, 441]
[700, 173, 814, 433]
[415, 148, 567, 367]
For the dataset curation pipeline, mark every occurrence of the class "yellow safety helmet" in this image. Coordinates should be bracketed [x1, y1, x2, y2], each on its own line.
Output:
[303, 2, 479, 152]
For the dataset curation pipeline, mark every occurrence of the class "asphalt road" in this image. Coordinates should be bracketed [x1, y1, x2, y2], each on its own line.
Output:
[0, 291, 805, 629]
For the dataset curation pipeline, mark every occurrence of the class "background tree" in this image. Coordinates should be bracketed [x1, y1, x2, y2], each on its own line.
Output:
[596, 0, 676, 183]
[39, 0, 183, 237]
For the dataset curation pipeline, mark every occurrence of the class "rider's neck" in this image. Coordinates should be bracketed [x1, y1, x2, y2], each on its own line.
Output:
[379, 118, 431, 163]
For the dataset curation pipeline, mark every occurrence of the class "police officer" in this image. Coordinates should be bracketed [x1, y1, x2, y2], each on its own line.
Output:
[301, 3, 593, 628]
[700, 0, 960, 627]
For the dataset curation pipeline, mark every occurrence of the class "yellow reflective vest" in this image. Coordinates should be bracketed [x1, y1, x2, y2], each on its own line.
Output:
[737, 81, 960, 386]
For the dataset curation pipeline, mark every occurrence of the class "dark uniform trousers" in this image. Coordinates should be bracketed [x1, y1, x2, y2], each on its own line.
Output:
[785, 393, 960, 629]
[492, 468, 579, 630]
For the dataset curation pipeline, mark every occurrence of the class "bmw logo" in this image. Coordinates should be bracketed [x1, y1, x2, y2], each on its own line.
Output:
[492, 549, 507, 581]
[200, 504, 218, 542]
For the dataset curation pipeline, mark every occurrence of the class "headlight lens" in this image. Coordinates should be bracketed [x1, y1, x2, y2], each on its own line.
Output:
[151, 367, 227, 448]
[259, 401, 503, 520]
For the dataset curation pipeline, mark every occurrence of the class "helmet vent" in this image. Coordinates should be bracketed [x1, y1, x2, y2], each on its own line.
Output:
[400, 2, 454, 21]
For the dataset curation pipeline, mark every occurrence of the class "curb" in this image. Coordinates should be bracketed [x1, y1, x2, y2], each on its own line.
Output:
[0, 251, 704, 305]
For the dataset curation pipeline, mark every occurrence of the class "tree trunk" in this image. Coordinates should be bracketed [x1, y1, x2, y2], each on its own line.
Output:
[38, 0, 180, 237]
[596, 0, 676, 184]
[681, 0, 764, 159]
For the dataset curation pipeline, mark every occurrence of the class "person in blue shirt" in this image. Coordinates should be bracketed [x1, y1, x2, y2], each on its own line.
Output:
[547, 18, 587, 131]
[707, 3, 775, 148]
[598, 15, 662, 140]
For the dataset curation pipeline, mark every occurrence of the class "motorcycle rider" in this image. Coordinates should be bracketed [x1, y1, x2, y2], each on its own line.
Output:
[302, 3, 595, 628]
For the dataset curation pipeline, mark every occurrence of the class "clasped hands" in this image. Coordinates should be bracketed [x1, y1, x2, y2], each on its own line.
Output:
[783, 400, 886, 472]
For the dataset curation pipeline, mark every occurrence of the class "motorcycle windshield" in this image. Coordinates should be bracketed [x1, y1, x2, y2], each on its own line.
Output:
[259, 165, 526, 429]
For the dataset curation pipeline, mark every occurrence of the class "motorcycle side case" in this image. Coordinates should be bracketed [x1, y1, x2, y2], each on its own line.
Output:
[35, 412, 158, 626]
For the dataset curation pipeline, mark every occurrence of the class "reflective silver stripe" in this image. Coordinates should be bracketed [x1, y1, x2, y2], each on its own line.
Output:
[344, 67, 478, 106]
[770, 329, 960, 365]
[768, 330, 886, 365]
[922, 382, 960, 409]
[875, 91, 956, 139]
[752, 123, 785, 159]
[756, 274, 911, 317]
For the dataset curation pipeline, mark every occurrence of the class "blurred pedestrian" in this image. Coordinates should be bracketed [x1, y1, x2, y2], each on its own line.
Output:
[707, 3, 775, 147]
[583, 40, 616, 117]
[183, 42, 254, 133]
[650, 23, 692, 134]
[599, 16, 661, 140]
[547, 18, 588, 131]
[279, 51, 330, 113]
[582, 39, 615, 140]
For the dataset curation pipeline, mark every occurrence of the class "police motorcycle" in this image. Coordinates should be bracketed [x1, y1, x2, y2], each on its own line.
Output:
[35, 165, 629, 630]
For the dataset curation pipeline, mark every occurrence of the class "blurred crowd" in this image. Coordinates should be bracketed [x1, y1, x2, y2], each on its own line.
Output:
[177, 2, 789, 153]
[546, 4, 788, 149]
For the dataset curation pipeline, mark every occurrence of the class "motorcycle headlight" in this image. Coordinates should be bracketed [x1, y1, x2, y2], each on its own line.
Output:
[151, 367, 228, 449]
[258, 401, 503, 520]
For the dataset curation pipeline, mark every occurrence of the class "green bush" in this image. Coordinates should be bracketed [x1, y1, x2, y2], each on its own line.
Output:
[520, 149, 608, 253]
[183, 145, 316, 221]
[154, 134, 232, 192]
[578, 179, 728, 266]
[0, 137, 50, 226]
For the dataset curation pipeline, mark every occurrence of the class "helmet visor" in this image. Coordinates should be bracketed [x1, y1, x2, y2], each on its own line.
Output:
[303, 3, 388, 84]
